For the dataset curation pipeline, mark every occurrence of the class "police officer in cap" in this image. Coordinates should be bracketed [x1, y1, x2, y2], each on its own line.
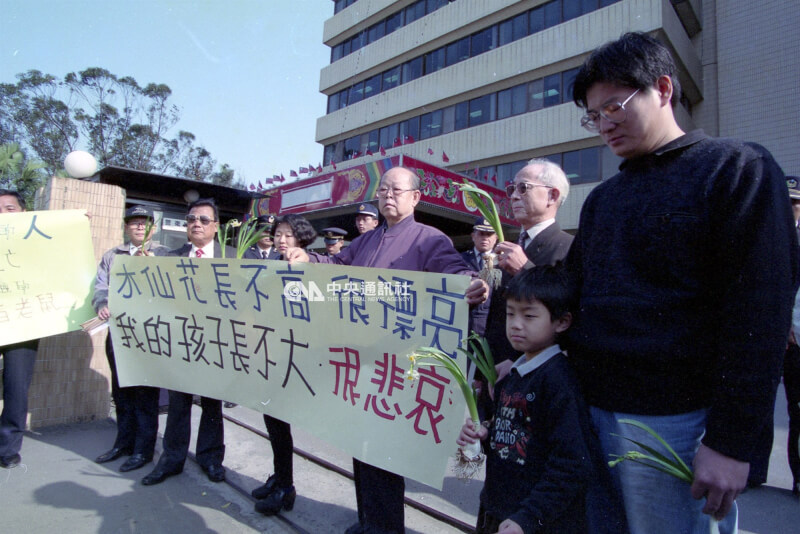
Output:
[354, 203, 379, 235]
[321, 227, 347, 256]
[243, 215, 281, 260]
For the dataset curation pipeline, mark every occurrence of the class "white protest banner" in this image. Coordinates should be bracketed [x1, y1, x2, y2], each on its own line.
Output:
[109, 256, 470, 489]
[0, 209, 96, 344]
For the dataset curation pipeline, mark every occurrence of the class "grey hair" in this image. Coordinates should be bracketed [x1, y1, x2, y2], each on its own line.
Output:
[524, 158, 570, 206]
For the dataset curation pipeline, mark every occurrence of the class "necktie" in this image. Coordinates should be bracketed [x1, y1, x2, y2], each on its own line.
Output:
[262, 250, 269, 259]
[519, 231, 529, 250]
[196, 249, 204, 258]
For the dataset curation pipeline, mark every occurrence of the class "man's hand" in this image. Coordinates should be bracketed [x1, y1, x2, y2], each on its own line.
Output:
[495, 519, 524, 534]
[284, 247, 309, 263]
[690, 444, 749, 520]
[98, 306, 110, 321]
[494, 241, 529, 276]
[456, 416, 487, 448]
[465, 278, 489, 305]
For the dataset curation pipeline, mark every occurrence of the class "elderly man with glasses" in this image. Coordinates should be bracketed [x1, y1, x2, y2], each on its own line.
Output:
[286, 166, 488, 534]
[482, 160, 573, 373]
[565, 32, 797, 533]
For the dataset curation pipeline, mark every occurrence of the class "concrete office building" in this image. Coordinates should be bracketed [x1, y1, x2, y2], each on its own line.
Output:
[317, 0, 800, 231]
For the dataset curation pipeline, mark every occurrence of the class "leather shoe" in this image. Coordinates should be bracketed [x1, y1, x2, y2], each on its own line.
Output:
[251, 474, 279, 499]
[119, 453, 151, 473]
[141, 464, 183, 485]
[254, 485, 295, 515]
[95, 446, 133, 464]
[0, 454, 21, 469]
[203, 463, 226, 483]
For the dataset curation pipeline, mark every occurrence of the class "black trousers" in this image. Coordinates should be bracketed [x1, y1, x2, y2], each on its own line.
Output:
[785, 343, 800, 486]
[158, 391, 224, 470]
[263, 414, 293, 487]
[0, 340, 38, 457]
[105, 336, 159, 457]
[352, 458, 405, 534]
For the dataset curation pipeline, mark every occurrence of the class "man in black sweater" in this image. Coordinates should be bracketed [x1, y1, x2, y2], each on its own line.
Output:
[566, 32, 798, 533]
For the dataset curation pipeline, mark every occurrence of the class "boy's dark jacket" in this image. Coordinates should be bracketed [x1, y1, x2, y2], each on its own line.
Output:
[481, 350, 594, 534]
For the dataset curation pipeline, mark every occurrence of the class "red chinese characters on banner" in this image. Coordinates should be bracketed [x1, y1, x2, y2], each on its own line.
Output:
[327, 347, 453, 443]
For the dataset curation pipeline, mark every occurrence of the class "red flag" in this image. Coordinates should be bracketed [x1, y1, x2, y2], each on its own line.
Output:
[473, 168, 478, 176]
[442, 151, 450, 163]
[299, 167, 308, 174]
[380, 146, 386, 156]
[403, 134, 415, 144]
[393, 137, 401, 147]
[491, 174, 497, 184]
[290, 170, 298, 177]
[259, 180, 265, 188]
[281, 174, 286, 182]
[249, 184, 255, 191]
[273, 175, 280, 181]
[309, 163, 316, 172]
[427, 148, 434, 155]
[365, 148, 373, 156]
[317, 164, 323, 172]
[332, 161, 337, 170]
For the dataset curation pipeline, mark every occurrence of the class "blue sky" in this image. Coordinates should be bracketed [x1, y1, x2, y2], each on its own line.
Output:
[0, 0, 332, 188]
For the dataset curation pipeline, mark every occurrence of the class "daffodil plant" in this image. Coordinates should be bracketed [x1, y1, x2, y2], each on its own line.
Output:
[217, 217, 268, 259]
[139, 219, 155, 256]
[457, 179, 505, 242]
[608, 419, 720, 534]
[457, 179, 504, 289]
[407, 340, 494, 479]
[457, 332, 498, 391]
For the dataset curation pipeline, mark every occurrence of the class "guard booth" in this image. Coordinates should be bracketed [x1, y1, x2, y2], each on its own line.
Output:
[92, 166, 266, 249]
[249, 155, 516, 251]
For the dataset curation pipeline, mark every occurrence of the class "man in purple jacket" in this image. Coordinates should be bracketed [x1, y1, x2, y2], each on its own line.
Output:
[286, 166, 488, 534]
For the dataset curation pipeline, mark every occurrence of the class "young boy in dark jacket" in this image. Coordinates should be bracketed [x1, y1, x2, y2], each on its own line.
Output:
[458, 264, 593, 534]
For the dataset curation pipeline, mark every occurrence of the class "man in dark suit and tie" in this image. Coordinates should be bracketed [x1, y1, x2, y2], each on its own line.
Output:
[243, 215, 281, 260]
[461, 216, 498, 337]
[484, 159, 573, 363]
[142, 198, 234, 486]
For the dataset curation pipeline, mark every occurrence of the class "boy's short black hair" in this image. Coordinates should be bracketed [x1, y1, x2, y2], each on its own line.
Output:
[0, 188, 26, 210]
[572, 32, 681, 109]
[188, 198, 219, 221]
[504, 263, 573, 321]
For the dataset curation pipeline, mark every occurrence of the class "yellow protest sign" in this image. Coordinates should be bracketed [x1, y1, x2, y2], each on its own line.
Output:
[0, 209, 96, 344]
[109, 256, 470, 490]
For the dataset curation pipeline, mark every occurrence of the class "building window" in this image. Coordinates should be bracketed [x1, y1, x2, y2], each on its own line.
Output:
[469, 94, 495, 127]
[368, 20, 385, 42]
[543, 73, 562, 108]
[529, 5, 545, 33]
[404, 1, 426, 25]
[445, 37, 470, 66]
[383, 66, 401, 90]
[562, 68, 579, 103]
[544, 0, 562, 28]
[364, 74, 381, 99]
[379, 123, 400, 149]
[454, 102, 469, 130]
[400, 116, 420, 143]
[441, 106, 455, 134]
[425, 47, 446, 75]
[512, 12, 528, 41]
[385, 11, 402, 34]
[419, 109, 443, 140]
[348, 81, 364, 105]
[471, 26, 497, 56]
[498, 85, 526, 120]
[402, 56, 424, 83]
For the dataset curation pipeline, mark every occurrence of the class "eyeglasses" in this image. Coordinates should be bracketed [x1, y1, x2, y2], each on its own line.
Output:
[580, 88, 640, 132]
[186, 214, 216, 225]
[505, 182, 552, 197]
[127, 221, 148, 228]
[377, 187, 417, 197]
